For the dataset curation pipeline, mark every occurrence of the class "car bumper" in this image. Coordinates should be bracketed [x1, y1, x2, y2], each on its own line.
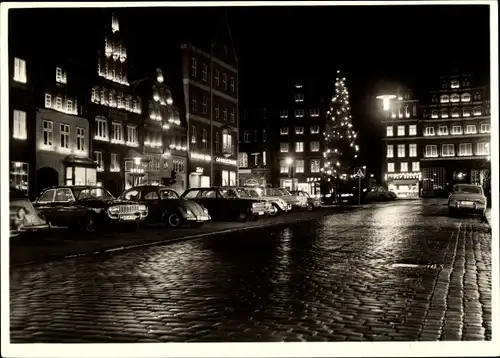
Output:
[251, 209, 267, 216]
[186, 214, 211, 222]
[108, 213, 148, 224]
[10, 223, 50, 237]
[449, 202, 486, 213]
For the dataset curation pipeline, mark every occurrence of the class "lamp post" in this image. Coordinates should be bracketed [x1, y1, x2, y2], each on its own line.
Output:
[286, 157, 295, 191]
[376, 94, 396, 188]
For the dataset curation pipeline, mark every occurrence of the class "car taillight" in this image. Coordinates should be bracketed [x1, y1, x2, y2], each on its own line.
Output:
[17, 208, 26, 220]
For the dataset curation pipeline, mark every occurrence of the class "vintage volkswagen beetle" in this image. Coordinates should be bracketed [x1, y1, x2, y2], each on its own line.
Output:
[119, 185, 211, 228]
[10, 187, 49, 238]
[34, 185, 148, 233]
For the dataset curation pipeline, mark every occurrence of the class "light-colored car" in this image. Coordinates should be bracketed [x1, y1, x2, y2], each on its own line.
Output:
[10, 187, 49, 238]
[290, 190, 321, 211]
[448, 184, 487, 217]
[258, 187, 293, 213]
[364, 186, 397, 201]
[270, 187, 308, 209]
[245, 187, 289, 216]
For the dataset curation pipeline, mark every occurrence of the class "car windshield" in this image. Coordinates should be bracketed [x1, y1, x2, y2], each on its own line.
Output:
[74, 187, 114, 200]
[265, 188, 280, 196]
[244, 189, 261, 198]
[277, 188, 291, 196]
[453, 185, 482, 194]
[160, 189, 179, 199]
[234, 188, 251, 197]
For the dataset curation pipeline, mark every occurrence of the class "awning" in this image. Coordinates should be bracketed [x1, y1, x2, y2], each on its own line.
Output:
[391, 179, 419, 186]
[63, 155, 97, 168]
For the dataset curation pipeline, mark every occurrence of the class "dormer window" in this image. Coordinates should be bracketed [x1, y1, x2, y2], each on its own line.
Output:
[461, 93, 471, 102]
[463, 108, 471, 117]
[450, 94, 460, 103]
[451, 109, 460, 118]
[450, 80, 460, 89]
[405, 106, 410, 118]
[56, 67, 62, 82]
[440, 95, 449, 103]
[295, 94, 304, 102]
[440, 109, 448, 118]
[280, 110, 288, 118]
[473, 107, 482, 116]
[431, 110, 439, 119]
[295, 83, 303, 89]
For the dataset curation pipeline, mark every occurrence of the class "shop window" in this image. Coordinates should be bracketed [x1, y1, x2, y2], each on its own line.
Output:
[10, 162, 29, 195]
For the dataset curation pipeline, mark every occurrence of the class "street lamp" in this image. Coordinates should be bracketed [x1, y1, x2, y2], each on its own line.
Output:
[376, 94, 396, 187]
[286, 157, 295, 191]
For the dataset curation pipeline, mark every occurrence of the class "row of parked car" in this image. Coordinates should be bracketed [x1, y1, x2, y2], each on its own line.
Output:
[9, 184, 321, 237]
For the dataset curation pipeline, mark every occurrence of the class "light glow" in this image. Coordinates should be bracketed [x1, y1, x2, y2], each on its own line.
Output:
[376, 94, 397, 111]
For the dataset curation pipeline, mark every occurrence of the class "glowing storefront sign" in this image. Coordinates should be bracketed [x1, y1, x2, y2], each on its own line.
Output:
[387, 172, 422, 180]
[215, 157, 237, 166]
[191, 152, 211, 161]
[196, 167, 204, 174]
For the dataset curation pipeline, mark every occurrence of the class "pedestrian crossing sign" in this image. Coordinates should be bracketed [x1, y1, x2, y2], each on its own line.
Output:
[354, 168, 365, 178]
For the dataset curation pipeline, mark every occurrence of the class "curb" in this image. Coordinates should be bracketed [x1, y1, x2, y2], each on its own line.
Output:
[12, 212, 336, 268]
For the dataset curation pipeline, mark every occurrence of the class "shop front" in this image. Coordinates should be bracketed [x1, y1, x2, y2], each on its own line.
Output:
[163, 154, 187, 195]
[124, 149, 145, 191]
[238, 168, 271, 187]
[214, 156, 238, 186]
[387, 172, 421, 199]
[188, 152, 211, 188]
[63, 155, 98, 186]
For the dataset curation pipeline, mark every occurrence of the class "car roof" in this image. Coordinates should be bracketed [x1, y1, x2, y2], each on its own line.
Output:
[454, 183, 481, 187]
[129, 185, 172, 190]
[42, 185, 104, 191]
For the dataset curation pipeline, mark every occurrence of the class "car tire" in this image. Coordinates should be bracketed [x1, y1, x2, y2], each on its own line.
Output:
[237, 211, 249, 222]
[165, 211, 183, 228]
[190, 222, 204, 228]
[81, 213, 98, 233]
[307, 204, 314, 211]
[269, 203, 281, 216]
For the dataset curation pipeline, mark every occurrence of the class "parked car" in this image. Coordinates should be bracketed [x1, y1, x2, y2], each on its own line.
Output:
[119, 185, 210, 228]
[270, 187, 308, 209]
[181, 187, 268, 222]
[290, 190, 321, 211]
[10, 187, 49, 238]
[448, 184, 487, 217]
[244, 187, 289, 216]
[33, 185, 148, 233]
[220, 187, 276, 216]
[364, 186, 397, 201]
[257, 187, 293, 213]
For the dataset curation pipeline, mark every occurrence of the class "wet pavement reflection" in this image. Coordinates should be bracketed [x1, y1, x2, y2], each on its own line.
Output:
[10, 199, 491, 342]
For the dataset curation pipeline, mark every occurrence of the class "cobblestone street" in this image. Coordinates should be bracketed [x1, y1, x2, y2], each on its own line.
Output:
[9, 199, 492, 342]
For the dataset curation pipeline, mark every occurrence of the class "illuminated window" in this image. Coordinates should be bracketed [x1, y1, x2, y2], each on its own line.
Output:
[412, 162, 420, 172]
[190, 57, 197, 77]
[45, 93, 52, 108]
[387, 163, 395, 172]
[262, 151, 266, 165]
[397, 144, 405, 158]
[95, 117, 107, 140]
[440, 95, 449, 103]
[202, 129, 208, 149]
[310, 125, 320, 134]
[295, 109, 304, 118]
[405, 106, 410, 118]
[238, 152, 248, 168]
[10, 162, 29, 195]
[409, 125, 417, 136]
[473, 107, 482, 116]
[459, 143, 472, 156]
[310, 141, 320, 152]
[463, 108, 471, 117]
[244, 131, 250, 143]
[451, 108, 460, 118]
[450, 94, 460, 103]
[442, 144, 455, 157]
[310, 159, 320, 173]
[461, 93, 471, 102]
[476, 142, 489, 155]
[191, 126, 197, 144]
[56, 97, 62, 110]
[451, 125, 462, 135]
[222, 130, 233, 154]
[67, 99, 73, 113]
[386, 126, 393, 137]
[295, 142, 304, 153]
[13, 57, 27, 83]
[398, 107, 403, 118]
[43, 120, 53, 146]
[480, 123, 490, 133]
[465, 124, 476, 134]
[440, 109, 448, 118]
[280, 127, 289, 135]
[60, 123, 70, 149]
[13, 110, 27, 140]
[424, 127, 435, 136]
[56, 67, 62, 82]
[127, 126, 137, 145]
[295, 94, 304, 102]
[387, 145, 393, 158]
[76, 127, 85, 151]
[222, 73, 227, 90]
[201, 63, 207, 82]
[280, 160, 288, 173]
[397, 125, 405, 136]
[391, 108, 396, 118]
[438, 125, 448, 136]
[400, 162, 408, 172]
[295, 160, 304, 173]
[111, 122, 123, 143]
[230, 77, 235, 92]
[409, 144, 417, 157]
[450, 80, 460, 89]
[431, 110, 439, 118]
[94, 151, 103, 170]
[295, 126, 304, 135]
[110, 153, 119, 171]
[280, 110, 288, 118]
[310, 109, 320, 117]
[280, 142, 289, 152]
[214, 70, 219, 86]
[425, 145, 437, 157]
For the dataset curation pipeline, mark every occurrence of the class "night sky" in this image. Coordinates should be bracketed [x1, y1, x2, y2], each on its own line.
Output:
[9, 3, 491, 178]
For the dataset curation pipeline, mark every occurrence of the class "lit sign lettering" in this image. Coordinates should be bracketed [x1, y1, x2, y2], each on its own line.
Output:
[196, 167, 204, 174]
[190, 152, 211, 161]
[215, 157, 237, 166]
[387, 172, 422, 180]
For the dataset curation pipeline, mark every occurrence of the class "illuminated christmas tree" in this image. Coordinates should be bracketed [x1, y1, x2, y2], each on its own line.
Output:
[321, 71, 359, 192]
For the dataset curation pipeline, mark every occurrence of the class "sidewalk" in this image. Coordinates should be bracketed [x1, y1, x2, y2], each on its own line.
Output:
[10, 207, 350, 267]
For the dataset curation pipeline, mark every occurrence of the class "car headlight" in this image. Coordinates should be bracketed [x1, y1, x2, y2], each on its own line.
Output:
[185, 209, 194, 217]
[202, 207, 209, 215]
[108, 206, 120, 214]
[138, 205, 147, 212]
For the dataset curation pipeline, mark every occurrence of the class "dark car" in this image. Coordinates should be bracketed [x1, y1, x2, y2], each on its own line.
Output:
[34, 185, 148, 233]
[10, 187, 49, 238]
[181, 187, 268, 222]
[119, 185, 211, 228]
